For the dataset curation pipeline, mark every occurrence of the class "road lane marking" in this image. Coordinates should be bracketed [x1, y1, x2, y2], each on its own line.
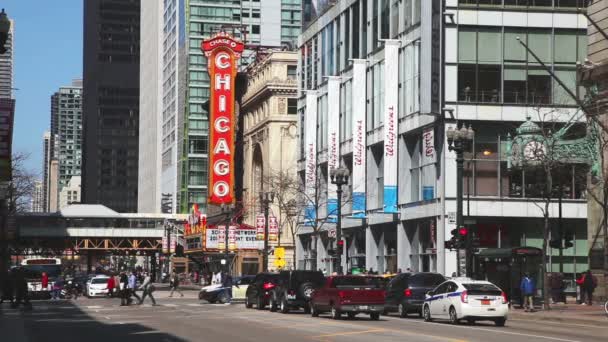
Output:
[311, 328, 387, 339]
[382, 316, 581, 342]
[509, 318, 608, 329]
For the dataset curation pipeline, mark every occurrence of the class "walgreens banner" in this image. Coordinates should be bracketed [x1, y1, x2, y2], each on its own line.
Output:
[202, 33, 244, 204]
[304, 91, 318, 226]
[326, 77, 340, 223]
[351, 60, 366, 218]
[383, 41, 399, 213]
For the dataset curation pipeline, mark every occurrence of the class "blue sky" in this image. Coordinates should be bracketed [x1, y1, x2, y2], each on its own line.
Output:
[6, 1, 83, 177]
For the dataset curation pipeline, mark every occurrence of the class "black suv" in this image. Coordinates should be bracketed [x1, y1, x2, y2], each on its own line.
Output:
[245, 272, 280, 310]
[269, 270, 325, 314]
[384, 272, 446, 317]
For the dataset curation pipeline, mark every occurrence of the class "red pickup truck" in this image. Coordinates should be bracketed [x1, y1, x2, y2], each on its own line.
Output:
[310, 275, 386, 320]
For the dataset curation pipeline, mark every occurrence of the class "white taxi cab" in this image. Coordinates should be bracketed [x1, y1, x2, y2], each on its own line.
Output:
[422, 278, 508, 326]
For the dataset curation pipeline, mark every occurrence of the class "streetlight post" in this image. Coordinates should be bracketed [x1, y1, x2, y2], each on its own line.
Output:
[330, 167, 349, 275]
[286, 199, 298, 269]
[447, 124, 475, 277]
[260, 192, 274, 272]
[220, 204, 233, 273]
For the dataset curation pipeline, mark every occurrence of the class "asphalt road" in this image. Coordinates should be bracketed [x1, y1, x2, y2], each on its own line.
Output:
[1, 292, 606, 342]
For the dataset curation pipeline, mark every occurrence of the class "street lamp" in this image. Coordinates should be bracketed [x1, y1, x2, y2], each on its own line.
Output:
[447, 124, 475, 277]
[220, 203, 234, 272]
[285, 199, 298, 269]
[0, 9, 10, 55]
[330, 166, 350, 274]
[260, 191, 275, 272]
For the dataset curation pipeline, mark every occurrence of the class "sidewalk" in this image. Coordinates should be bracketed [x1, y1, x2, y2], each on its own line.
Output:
[509, 303, 608, 325]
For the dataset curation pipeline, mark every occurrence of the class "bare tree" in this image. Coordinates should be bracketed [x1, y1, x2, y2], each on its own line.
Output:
[7, 152, 38, 214]
[262, 168, 353, 270]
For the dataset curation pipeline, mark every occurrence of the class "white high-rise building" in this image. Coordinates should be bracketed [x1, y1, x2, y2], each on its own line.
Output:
[138, 0, 163, 213]
[30, 181, 44, 212]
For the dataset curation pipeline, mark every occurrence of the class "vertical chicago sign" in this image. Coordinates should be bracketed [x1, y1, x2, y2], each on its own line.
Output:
[202, 32, 244, 204]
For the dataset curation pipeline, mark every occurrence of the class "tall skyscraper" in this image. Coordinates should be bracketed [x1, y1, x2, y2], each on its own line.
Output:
[138, 0, 302, 214]
[51, 80, 83, 195]
[0, 18, 13, 99]
[30, 180, 44, 212]
[138, 0, 163, 213]
[41, 131, 58, 212]
[82, 0, 141, 213]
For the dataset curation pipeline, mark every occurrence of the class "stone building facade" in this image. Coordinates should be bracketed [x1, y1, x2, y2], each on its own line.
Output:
[241, 51, 299, 270]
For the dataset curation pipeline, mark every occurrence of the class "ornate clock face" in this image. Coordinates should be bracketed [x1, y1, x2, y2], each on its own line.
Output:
[524, 140, 545, 160]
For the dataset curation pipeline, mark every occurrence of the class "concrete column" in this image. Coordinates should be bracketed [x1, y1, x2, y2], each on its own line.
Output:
[295, 234, 305, 270]
[397, 221, 411, 271]
[366, 226, 378, 272]
[411, 223, 421, 272]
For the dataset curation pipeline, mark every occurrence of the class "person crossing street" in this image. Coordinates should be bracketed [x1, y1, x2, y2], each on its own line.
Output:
[138, 272, 157, 306]
[128, 271, 141, 304]
[168, 270, 183, 298]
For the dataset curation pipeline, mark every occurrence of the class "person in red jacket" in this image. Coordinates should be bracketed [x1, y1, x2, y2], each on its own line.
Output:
[41, 272, 49, 291]
[106, 274, 115, 298]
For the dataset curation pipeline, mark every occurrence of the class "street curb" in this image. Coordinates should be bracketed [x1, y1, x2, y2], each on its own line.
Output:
[509, 311, 608, 325]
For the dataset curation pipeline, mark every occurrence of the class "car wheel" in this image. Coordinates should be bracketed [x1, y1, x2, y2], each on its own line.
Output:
[256, 296, 265, 310]
[198, 292, 204, 300]
[494, 318, 506, 327]
[208, 299, 217, 304]
[398, 303, 408, 318]
[245, 295, 253, 308]
[303, 303, 311, 314]
[311, 302, 319, 317]
[423, 305, 432, 322]
[370, 312, 380, 321]
[448, 307, 459, 325]
[299, 282, 315, 300]
[280, 297, 289, 314]
[331, 305, 341, 320]
[218, 292, 229, 304]
[347, 312, 357, 319]
[269, 297, 277, 312]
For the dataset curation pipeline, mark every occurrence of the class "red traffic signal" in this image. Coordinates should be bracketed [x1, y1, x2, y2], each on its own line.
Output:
[337, 239, 344, 246]
[458, 227, 468, 236]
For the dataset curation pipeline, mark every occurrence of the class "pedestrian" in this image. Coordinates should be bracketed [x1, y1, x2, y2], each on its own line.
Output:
[119, 272, 129, 306]
[168, 270, 183, 297]
[41, 272, 49, 292]
[397, 268, 402, 274]
[582, 270, 597, 305]
[576, 273, 586, 304]
[138, 272, 157, 306]
[221, 271, 233, 304]
[520, 273, 535, 312]
[12, 267, 30, 308]
[106, 274, 115, 298]
[52, 275, 64, 300]
[113, 273, 121, 297]
[128, 271, 141, 304]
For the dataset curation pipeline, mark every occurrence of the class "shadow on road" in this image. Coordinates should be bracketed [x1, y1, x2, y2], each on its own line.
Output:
[1, 301, 188, 342]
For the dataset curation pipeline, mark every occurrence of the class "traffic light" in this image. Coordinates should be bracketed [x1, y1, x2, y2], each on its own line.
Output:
[337, 239, 345, 255]
[457, 227, 468, 249]
[563, 232, 574, 249]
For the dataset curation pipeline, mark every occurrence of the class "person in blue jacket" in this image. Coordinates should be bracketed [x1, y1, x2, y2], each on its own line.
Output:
[520, 273, 535, 312]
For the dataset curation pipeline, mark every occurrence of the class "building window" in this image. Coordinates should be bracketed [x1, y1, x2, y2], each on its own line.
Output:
[287, 98, 297, 114]
[287, 65, 297, 80]
[189, 136, 208, 154]
[251, 25, 260, 34]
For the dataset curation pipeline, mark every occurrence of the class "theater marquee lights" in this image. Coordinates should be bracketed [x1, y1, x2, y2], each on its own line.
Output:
[202, 32, 244, 204]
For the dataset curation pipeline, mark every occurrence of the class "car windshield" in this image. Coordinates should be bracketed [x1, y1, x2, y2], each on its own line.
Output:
[292, 271, 325, 286]
[333, 276, 383, 288]
[91, 278, 108, 284]
[22, 265, 62, 280]
[463, 283, 502, 296]
[410, 274, 445, 288]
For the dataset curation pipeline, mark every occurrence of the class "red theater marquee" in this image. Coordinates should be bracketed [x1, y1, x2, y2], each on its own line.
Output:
[202, 33, 244, 204]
